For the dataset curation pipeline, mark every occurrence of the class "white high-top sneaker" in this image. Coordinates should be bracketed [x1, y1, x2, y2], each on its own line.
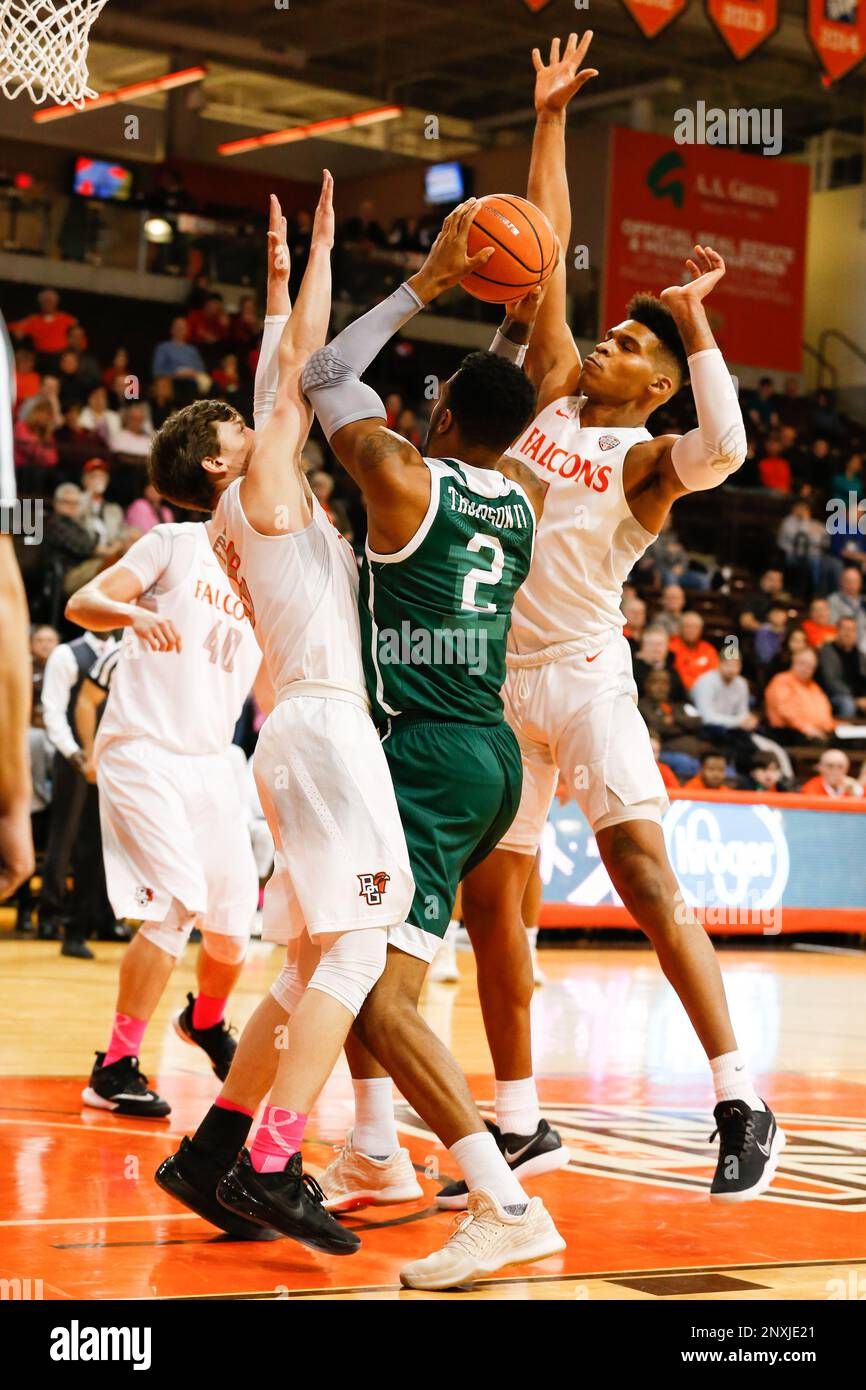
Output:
[530, 942, 546, 987]
[400, 1188, 565, 1290]
[428, 938, 460, 983]
[317, 1130, 423, 1212]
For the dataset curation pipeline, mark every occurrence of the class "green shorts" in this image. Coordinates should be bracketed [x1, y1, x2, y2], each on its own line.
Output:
[382, 716, 523, 943]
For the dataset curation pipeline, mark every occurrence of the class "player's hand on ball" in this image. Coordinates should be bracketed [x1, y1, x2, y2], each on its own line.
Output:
[131, 611, 182, 653]
[532, 32, 598, 115]
[267, 193, 290, 281]
[660, 245, 726, 309]
[505, 282, 548, 328]
[418, 199, 494, 296]
[311, 169, 335, 250]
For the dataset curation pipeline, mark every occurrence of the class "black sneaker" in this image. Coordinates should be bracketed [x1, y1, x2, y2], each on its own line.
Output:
[709, 1100, 785, 1204]
[173, 992, 237, 1081]
[155, 1137, 281, 1241]
[217, 1149, 361, 1255]
[61, 939, 94, 960]
[435, 1117, 571, 1210]
[82, 1052, 171, 1118]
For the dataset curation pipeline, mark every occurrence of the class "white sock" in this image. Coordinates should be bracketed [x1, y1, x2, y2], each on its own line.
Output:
[442, 919, 460, 945]
[352, 1078, 399, 1157]
[526, 926, 538, 949]
[450, 1131, 526, 1212]
[710, 1050, 765, 1112]
[495, 1077, 541, 1136]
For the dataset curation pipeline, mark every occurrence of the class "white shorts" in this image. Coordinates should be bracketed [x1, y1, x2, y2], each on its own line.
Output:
[500, 631, 669, 853]
[253, 695, 414, 945]
[96, 738, 258, 937]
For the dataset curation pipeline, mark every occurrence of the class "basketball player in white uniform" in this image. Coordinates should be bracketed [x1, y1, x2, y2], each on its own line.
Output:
[448, 35, 785, 1211]
[66, 502, 263, 1118]
[151, 175, 416, 1255]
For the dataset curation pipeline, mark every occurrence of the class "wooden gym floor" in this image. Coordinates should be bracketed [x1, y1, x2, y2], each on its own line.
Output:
[1, 929, 865, 1301]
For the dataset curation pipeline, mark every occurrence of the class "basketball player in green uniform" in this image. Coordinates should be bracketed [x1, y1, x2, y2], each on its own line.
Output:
[297, 200, 567, 1288]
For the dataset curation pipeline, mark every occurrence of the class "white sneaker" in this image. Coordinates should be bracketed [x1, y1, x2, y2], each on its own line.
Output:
[399, 1188, 565, 1290]
[317, 1130, 423, 1212]
[428, 939, 459, 983]
[530, 944, 546, 987]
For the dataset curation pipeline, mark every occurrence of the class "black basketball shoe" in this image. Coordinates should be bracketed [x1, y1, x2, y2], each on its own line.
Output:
[709, 1100, 785, 1203]
[173, 992, 237, 1081]
[155, 1137, 280, 1241]
[217, 1149, 361, 1255]
[82, 1052, 171, 1118]
[436, 1117, 571, 1210]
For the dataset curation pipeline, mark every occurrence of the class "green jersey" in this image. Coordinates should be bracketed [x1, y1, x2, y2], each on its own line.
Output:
[359, 456, 536, 727]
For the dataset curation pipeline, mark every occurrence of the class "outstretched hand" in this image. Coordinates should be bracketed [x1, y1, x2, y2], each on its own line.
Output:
[311, 169, 335, 250]
[413, 198, 493, 300]
[266, 193, 290, 280]
[532, 32, 598, 115]
[660, 245, 726, 311]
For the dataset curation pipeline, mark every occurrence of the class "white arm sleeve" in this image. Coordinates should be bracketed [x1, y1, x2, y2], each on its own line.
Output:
[253, 315, 289, 431]
[489, 329, 527, 368]
[670, 348, 747, 492]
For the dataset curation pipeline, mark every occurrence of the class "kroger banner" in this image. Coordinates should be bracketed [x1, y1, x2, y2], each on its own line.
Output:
[602, 127, 810, 372]
[540, 793, 866, 932]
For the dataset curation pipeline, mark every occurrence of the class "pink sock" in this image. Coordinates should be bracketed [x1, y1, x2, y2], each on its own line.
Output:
[104, 1013, 147, 1068]
[192, 993, 227, 1031]
[249, 1105, 308, 1173]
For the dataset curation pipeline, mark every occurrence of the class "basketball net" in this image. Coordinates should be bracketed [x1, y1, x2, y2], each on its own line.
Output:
[0, 0, 108, 108]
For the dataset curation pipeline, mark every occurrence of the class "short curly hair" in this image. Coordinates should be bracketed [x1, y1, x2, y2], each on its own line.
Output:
[626, 293, 689, 387]
[447, 351, 537, 455]
[149, 399, 236, 512]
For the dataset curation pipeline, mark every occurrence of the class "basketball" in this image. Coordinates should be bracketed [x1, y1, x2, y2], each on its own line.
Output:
[461, 194, 557, 303]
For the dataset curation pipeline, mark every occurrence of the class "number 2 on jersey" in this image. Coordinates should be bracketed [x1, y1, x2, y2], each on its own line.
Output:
[460, 533, 504, 614]
[203, 622, 242, 672]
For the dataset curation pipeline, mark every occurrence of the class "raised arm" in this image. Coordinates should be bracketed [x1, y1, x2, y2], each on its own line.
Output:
[240, 171, 334, 535]
[524, 32, 597, 408]
[252, 194, 292, 432]
[301, 199, 494, 553]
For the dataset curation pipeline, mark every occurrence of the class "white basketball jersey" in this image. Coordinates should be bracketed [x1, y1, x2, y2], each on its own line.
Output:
[506, 395, 655, 655]
[96, 522, 261, 756]
[210, 480, 366, 699]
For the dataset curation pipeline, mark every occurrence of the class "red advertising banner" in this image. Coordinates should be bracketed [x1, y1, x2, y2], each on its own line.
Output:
[602, 128, 810, 373]
[619, 0, 690, 39]
[706, 0, 778, 59]
[807, 0, 866, 83]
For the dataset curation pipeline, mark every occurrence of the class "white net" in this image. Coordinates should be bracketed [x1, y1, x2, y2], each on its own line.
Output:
[0, 0, 108, 108]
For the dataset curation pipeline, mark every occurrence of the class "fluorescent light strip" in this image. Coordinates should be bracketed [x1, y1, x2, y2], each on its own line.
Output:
[33, 66, 208, 123]
[218, 103, 403, 157]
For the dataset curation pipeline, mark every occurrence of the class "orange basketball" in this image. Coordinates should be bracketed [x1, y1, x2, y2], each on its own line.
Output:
[461, 194, 557, 303]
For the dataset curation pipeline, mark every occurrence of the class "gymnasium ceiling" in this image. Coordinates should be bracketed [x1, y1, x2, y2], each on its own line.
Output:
[26, 0, 866, 174]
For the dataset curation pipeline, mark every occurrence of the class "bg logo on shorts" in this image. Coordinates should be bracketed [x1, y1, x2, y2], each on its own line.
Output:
[357, 871, 390, 905]
[133, 886, 155, 906]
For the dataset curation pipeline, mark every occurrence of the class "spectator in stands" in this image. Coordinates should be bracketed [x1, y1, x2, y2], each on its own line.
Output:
[45, 483, 119, 596]
[757, 433, 791, 494]
[637, 668, 704, 778]
[738, 567, 788, 631]
[212, 353, 241, 399]
[14, 346, 40, 405]
[396, 406, 423, 448]
[633, 625, 686, 699]
[745, 751, 784, 795]
[800, 749, 863, 798]
[828, 496, 866, 572]
[186, 292, 230, 347]
[230, 293, 261, 348]
[112, 403, 153, 459]
[102, 347, 130, 391]
[341, 197, 386, 248]
[54, 401, 109, 479]
[30, 624, 59, 728]
[828, 566, 866, 650]
[669, 610, 718, 691]
[66, 326, 102, 394]
[648, 729, 680, 790]
[764, 646, 836, 743]
[13, 395, 59, 492]
[384, 391, 405, 429]
[830, 452, 864, 504]
[148, 376, 175, 429]
[388, 215, 425, 253]
[56, 350, 92, 411]
[801, 597, 837, 649]
[794, 436, 834, 493]
[811, 389, 844, 443]
[818, 616, 866, 718]
[288, 211, 312, 301]
[683, 750, 731, 792]
[691, 650, 757, 733]
[78, 460, 125, 547]
[79, 384, 121, 450]
[9, 288, 78, 368]
[754, 603, 794, 668]
[746, 376, 778, 431]
[643, 515, 711, 591]
[622, 594, 646, 649]
[309, 471, 353, 541]
[760, 625, 809, 689]
[775, 376, 810, 432]
[125, 482, 174, 533]
[777, 498, 833, 596]
[151, 316, 206, 383]
[653, 581, 686, 636]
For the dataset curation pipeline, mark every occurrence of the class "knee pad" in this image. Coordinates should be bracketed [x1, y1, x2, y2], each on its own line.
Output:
[201, 931, 248, 967]
[307, 927, 387, 1018]
[270, 961, 305, 1015]
[139, 898, 197, 960]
